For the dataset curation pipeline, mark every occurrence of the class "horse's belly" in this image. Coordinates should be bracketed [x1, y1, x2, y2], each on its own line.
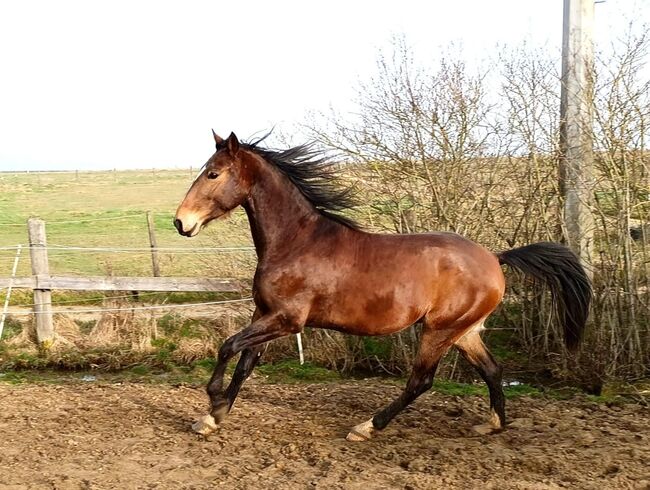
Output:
[308, 289, 428, 336]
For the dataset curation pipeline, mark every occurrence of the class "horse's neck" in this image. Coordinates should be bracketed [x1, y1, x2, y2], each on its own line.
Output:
[243, 163, 323, 259]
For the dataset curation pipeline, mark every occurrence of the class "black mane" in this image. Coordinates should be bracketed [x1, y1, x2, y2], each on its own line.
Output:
[243, 137, 360, 230]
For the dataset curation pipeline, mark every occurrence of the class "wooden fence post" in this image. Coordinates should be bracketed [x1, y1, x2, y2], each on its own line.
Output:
[27, 218, 54, 347]
[146, 211, 161, 277]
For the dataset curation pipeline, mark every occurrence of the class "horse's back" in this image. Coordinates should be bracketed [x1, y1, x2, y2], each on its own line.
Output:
[287, 228, 506, 335]
[353, 229, 503, 283]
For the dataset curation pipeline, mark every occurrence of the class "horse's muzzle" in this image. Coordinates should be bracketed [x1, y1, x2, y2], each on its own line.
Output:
[174, 218, 197, 237]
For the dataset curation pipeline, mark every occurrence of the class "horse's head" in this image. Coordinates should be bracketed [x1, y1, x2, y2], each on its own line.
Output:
[174, 131, 252, 237]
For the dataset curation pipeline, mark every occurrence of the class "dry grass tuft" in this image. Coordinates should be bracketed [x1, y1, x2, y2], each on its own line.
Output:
[87, 304, 157, 352]
[173, 337, 217, 364]
[6, 313, 82, 352]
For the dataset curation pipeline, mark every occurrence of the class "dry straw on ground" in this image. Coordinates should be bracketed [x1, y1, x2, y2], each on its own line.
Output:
[87, 302, 157, 352]
[7, 313, 82, 353]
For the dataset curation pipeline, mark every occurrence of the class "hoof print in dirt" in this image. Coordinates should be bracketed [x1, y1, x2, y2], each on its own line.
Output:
[443, 406, 464, 417]
[508, 417, 534, 429]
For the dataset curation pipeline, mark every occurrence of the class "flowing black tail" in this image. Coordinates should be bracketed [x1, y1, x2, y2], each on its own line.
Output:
[497, 242, 592, 351]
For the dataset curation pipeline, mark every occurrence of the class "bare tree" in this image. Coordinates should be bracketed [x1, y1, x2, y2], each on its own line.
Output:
[304, 32, 650, 381]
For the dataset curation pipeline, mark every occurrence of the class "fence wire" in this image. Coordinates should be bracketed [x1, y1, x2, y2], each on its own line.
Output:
[0, 213, 144, 226]
[0, 245, 254, 253]
[5, 297, 255, 316]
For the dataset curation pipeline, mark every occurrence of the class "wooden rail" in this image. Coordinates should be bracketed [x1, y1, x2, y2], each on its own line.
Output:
[1, 218, 246, 348]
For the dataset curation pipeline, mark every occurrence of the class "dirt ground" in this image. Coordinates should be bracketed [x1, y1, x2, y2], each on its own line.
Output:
[0, 378, 648, 490]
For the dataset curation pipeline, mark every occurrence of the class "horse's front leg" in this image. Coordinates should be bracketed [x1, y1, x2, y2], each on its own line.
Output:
[223, 343, 268, 408]
[206, 308, 264, 423]
[192, 311, 300, 435]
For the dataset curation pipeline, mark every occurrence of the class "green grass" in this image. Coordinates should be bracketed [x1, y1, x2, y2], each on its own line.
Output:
[430, 379, 487, 396]
[503, 382, 544, 398]
[256, 360, 342, 383]
[430, 379, 541, 398]
[0, 371, 41, 384]
[360, 336, 393, 359]
[157, 314, 208, 338]
[0, 360, 645, 405]
[0, 359, 340, 386]
[128, 364, 151, 376]
[0, 316, 23, 339]
[0, 169, 256, 279]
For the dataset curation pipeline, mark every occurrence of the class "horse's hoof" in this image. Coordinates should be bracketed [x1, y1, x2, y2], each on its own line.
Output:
[192, 414, 217, 435]
[472, 423, 501, 435]
[472, 408, 504, 435]
[346, 419, 374, 442]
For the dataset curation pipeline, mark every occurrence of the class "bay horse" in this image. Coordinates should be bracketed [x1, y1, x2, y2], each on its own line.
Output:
[174, 131, 591, 441]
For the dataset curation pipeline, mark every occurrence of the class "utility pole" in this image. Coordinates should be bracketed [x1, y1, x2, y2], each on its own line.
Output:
[559, 0, 595, 273]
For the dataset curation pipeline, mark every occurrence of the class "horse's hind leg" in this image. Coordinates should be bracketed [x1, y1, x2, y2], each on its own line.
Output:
[454, 327, 505, 434]
[346, 327, 452, 441]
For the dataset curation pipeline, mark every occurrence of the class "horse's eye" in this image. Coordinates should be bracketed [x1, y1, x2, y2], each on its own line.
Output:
[207, 171, 219, 180]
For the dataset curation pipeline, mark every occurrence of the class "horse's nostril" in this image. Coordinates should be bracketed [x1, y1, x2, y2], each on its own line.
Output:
[174, 218, 183, 234]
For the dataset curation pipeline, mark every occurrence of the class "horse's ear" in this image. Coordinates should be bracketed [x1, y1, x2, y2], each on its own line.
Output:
[212, 129, 224, 148]
[226, 132, 240, 156]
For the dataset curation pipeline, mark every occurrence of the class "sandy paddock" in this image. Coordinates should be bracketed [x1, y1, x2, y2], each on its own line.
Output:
[0, 379, 648, 489]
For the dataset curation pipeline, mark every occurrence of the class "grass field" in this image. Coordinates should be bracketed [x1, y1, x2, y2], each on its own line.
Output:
[0, 169, 256, 279]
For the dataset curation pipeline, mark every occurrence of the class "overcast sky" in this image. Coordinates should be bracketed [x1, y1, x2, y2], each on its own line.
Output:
[0, 0, 648, 171]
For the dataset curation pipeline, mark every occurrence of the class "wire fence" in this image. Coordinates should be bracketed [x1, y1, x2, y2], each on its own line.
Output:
[0, 212, 146, 227]
[0, 244, 255, 255]
[0, 190, 309, 362]
[0, 205, 257, 290]
[5, 290, 241, 308]
[4, 297, 255, 316]
[0, 235, 257, 319]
